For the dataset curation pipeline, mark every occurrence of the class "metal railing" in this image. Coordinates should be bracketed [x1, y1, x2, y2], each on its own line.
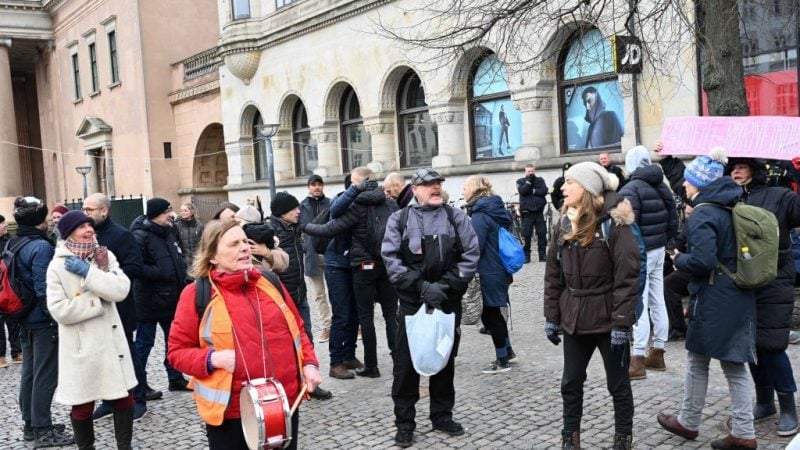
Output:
[182, 48, 222, 81]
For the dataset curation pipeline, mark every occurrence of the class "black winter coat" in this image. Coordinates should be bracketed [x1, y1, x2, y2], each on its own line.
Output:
[130, 217, 187, 321]
[658, 155, 687, 201]
[303, 189, 398, 267]
[268, 216, 306, 304]
[299, 195, 330, 277]
[551, 176, 566, 210]
[619, 165, 678, 250]
[676, 177, 756, 363]
[95, 218, 143, 334]
[605, 164, 626, 191]
[175, 218, 203, 271]
[516, 175, 548, 212]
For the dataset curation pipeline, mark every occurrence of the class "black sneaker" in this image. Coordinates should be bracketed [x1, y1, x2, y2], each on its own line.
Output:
[507, 348, 517, 363]
[481, 360, 511, 374]
[25, 424, 65, 441]
[34, 427, 74, 448]
[355, 366, 381, 378]
[432, 418, 465, 436]
[92, 401, 114, 420]
[310, 387, 333, 400]
[395, 429, 414, 448]
[168, 378, 192, 392]
[145, 386, 164, 400]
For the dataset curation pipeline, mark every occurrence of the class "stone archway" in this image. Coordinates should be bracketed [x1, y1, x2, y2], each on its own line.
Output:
[192, 123, 227, 188]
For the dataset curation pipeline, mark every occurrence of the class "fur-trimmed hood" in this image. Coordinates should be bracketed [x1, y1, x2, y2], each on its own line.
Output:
[602, 191, 635, 227]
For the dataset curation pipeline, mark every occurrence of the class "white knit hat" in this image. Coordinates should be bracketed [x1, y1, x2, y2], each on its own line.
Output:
[565, 162, 619, 196]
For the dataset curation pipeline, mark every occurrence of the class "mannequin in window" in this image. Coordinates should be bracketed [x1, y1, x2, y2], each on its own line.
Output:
[498, 105, 510, 151]
[582, 86, 623, 149]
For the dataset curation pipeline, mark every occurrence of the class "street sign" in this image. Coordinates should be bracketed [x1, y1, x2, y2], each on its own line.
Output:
[613, 35, 643, 74]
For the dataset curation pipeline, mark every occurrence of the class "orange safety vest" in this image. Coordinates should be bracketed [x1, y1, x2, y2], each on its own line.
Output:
[190, 276, 306, 426]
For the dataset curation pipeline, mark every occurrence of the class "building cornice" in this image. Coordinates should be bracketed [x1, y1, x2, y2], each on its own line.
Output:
[0, 1, 45, 12]
[168, 79, 220, 105]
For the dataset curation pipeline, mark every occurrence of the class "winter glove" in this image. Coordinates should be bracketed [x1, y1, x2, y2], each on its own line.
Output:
[65, 256, 90, 278]
[94, 246, 109, 272]
[421, 281, 448, 310]
[544, 322, 561, 345]
[610, 328, 630, 355]
[355, 179, 378, 193]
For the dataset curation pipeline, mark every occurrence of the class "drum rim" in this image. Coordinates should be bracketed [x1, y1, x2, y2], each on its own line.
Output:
[241, 381, 267, 449]
[240, 378, 293, 450]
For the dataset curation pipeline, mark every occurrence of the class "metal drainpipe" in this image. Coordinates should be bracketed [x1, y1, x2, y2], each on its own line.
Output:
[628, 0, 642, 145]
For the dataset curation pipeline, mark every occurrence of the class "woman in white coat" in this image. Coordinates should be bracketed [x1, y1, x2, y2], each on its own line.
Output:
[46, 211, 137, 450]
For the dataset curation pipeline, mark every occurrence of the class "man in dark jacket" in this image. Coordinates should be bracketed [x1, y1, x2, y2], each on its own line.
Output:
[727, 158, 800, 436]
[382, 167, 480, 448]
[300, 174, 332, 343]
[653, 141, 687, 202]
[83, 193, 153, 421]
[384, 172, 414, 208]
[131, 198, 189, 393]
[516, 164, 548, 263]
[599, 152, 626, 191]
[304, 167, 398, 379]
[550, 162, 572, 211]
[13, 197, 74, 447]
[620, 146, 678, 379]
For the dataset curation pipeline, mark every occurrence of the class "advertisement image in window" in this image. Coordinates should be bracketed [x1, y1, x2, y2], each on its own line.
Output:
[563, 80, 624, 151]
[473, 99, 522, 159]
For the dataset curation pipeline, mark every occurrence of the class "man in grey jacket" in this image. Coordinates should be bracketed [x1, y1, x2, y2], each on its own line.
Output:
[381, 168, 480, 448]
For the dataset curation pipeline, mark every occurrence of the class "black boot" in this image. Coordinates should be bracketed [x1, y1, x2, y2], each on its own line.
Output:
[113, 407, 135, 450]
[777, 392, 798, 436]
[753, 385, 777, 420]
[538, 250, 547, 262]
[561, 430, 580, 450]
[70, 417, 95, 450]
[612, 434, 632, 450]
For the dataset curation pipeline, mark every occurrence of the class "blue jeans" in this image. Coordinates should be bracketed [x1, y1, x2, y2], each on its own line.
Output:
[750, 349, 797, 393]
[135, 318, 183, 385]
[325, 265, 358, 365]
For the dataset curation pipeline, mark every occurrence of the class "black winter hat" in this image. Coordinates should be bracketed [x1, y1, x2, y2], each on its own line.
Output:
[57, 210, 94, 239]
[13, 196, 48, 227]
[146, 198, 172, 220]
[270, 192, 300, 217]
[243, 223, 276, 249]
[307, 174, 323, 185]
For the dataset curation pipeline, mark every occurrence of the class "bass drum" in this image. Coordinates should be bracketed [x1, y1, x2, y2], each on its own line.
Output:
[240, 378, 292, 449]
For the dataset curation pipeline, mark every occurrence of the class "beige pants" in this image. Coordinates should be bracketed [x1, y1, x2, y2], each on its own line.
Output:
[305, 257, 331, 330]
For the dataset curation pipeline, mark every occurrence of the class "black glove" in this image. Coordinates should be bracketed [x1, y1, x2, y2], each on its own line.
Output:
[395, 270, 423, 293]
[526, 175, 536, 183]
[355, 179, 378, 193]
[545, 322, 561, 346]
[421, 281, 448, 310]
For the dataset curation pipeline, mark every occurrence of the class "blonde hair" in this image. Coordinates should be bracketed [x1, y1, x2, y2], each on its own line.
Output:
[191, 219, 242, 278]
[463, 175, 494, 202]
[181, 203, 196, 217]
[563, 190, 604, 247]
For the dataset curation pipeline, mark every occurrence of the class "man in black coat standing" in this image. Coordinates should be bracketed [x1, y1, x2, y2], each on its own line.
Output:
[599, 152, 626, 191]
[516, 164, 548, 262]
[131, 198, 189, 394]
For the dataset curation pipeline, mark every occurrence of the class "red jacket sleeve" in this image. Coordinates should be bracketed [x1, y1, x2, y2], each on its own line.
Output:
[279, 284, 319, 368]
[167, 283, 214, 378]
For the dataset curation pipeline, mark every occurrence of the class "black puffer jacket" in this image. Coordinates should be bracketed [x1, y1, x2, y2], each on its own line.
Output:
[619, 165, 678, 250]
[516, 175, 548, 212]
[130, 216, 187, 321]
[658, 155, 687, 201]
[303, 189, 398, 267]
[175, 218, 204, 270]
[267, 216, 305, 304]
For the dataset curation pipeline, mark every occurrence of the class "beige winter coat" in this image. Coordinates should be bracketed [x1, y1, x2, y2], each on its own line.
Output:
[46, 244, 137, 406]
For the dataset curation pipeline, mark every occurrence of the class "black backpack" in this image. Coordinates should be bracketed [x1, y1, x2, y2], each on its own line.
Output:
[365, 201, 397, 260]
[309, 208, 331, 254]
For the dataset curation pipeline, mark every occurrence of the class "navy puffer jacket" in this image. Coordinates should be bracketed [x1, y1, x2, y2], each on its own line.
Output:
[467, 195, 512, 308]
[619, 165, 678, 250]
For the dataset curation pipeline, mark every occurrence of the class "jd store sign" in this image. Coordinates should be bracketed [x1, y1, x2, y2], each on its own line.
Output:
[613, 35, 643, 74]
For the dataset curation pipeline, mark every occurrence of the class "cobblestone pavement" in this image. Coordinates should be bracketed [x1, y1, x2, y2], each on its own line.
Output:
[1, 261, 799, 449]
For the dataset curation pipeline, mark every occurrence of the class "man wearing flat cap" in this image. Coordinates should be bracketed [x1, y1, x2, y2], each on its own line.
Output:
[381, 167, 480, 447]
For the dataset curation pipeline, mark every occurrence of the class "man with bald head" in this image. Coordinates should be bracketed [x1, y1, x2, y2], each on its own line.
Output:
[82, 194, 150, 421]
[384, 172, 414, 208]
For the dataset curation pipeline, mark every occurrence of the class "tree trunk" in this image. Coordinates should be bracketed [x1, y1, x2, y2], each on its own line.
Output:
[700, 0, 749, 116]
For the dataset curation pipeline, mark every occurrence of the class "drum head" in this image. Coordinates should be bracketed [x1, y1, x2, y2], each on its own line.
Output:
[240, 384, 263, 450]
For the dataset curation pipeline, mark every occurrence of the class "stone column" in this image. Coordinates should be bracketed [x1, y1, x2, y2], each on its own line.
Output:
[311, 126, 340, 178]
[618, 74, 637, 152]
[429, 106, 467, 168]
[513, 94, 555, 161]
[271, 131, 293, 182]
[104, 145, 116, 197]
[0, 38, 22, 207]
[364, 117, 396, 174]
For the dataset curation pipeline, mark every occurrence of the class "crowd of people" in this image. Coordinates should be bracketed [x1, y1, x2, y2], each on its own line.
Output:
[0, 143, 798, 449]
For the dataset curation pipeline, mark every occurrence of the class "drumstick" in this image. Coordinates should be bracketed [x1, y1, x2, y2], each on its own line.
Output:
[290, 385, 308, 415]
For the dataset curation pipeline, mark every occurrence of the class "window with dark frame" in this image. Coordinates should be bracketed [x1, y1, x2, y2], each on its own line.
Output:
[340, 86, 371, 171]
[89, 43, 99, 93]
[468, 53, 520, 160]
[397, 70, 437, 168]
[163, 142, 172, 159]
[232, 0, 250, 20]
[108, 30, 119, 84]
[252, 110, 269, 181]
[557, 27, 624, 153]
[71, 52, 81, 99]
[293, 101, 317, 177]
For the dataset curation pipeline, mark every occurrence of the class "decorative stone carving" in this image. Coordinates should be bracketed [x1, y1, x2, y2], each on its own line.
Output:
[364, 121, 393, 135]
[513, 96, 553, 112]
[224, 51, 261, 84]
[429, 111, 464, 125]
[311, 129, 337, 143]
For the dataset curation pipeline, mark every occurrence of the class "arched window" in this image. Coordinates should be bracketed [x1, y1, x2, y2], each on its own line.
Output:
[558, 28, 624, 153]
[397, 70, 437, 168]
[252, 111, 268, 180]
[340, 87, 371, 171]
[469, 53, 520, 160]
[293, 101, 317, 177]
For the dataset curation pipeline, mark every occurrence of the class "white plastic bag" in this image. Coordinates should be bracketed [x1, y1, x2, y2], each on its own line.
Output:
[405, 304, 455, 376]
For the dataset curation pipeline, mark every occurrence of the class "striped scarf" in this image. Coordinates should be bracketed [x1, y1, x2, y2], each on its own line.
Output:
[65, 238, 98, 260]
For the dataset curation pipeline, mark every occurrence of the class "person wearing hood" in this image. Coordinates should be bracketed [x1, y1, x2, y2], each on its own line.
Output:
[657, 147, 758, 450]
[582, 87, 624, 149]
[726, 157, 800, 436]
[619, 145, 678, 379]
[544, 162, 639, 450]
[463, 175, 516, 374]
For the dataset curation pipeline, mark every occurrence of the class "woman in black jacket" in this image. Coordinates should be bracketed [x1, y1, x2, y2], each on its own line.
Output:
[175, 203, 204, 270]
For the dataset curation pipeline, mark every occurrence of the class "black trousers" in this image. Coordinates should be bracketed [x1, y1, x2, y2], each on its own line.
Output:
[352, 266, 398, 369]
[664, 270, 690, 335]
[521, 211, 547, 256]
[207, 413, 299, 450]
[561, 332, 633, 435]
[0, 314, 21, 357]
[392, 300, 461, 431]
[481, 306, 509, 356]
[19, 325, 59, 430]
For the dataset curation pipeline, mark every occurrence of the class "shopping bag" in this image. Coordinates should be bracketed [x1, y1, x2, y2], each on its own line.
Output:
[405, 305, 455, 376]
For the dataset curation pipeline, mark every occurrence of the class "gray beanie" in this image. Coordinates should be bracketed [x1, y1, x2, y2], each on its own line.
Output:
[565, 162, 619, 196]
[624, 145, 652, 175]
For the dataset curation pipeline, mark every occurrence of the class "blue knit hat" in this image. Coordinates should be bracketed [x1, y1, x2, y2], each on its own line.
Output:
[684, 147, 728, 189]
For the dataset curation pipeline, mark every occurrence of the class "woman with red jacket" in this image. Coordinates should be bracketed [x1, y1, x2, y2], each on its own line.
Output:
[168, 220, 320, 450]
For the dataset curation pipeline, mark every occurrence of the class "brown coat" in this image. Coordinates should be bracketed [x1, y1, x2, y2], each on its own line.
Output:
[544, 192, 640, 335]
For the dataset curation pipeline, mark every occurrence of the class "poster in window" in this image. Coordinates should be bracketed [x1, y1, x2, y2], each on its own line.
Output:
[473, 99, 522, 159]
[564, 80, 624, 152]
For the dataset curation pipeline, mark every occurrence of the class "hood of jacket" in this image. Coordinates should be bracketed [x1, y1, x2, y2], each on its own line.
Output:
[693, 176, 742, 207]
[354, 188, 388, 206]
[725, 157, 768, 187]
[625, 145, 652, 175]
[130, 216, 171, 237]
[629, 164, 664, 187]
[470, 195, 511, 228]
[601, 191, 635, 227]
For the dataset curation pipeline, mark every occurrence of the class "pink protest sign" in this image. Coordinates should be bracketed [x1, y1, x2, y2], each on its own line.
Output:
[659, 116, 800, 160]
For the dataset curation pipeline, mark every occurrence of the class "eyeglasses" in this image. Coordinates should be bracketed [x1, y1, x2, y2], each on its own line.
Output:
[82, 207, 99, 213]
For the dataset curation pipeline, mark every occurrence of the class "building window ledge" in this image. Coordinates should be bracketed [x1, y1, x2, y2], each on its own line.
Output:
[73, 97, 83, 105]
[89, 90, 100, 98]
[108, 81, 121, 90]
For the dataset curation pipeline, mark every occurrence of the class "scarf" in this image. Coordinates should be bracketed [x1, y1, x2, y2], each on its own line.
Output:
[65, 238, 98, 261]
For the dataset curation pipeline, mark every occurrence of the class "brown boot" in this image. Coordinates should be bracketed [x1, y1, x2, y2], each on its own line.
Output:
[561, 430, 580, 450]
[329, 364, 355, 380]
[644, 348, 666, 371]
[343, 358, 365, 370]
[629, 355, 646, 380]
[0, 356, 8, 368]
[709, 434, 757, 449]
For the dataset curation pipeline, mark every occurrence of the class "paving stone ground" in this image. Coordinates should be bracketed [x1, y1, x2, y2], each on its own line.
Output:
[1, 261, 798, 449]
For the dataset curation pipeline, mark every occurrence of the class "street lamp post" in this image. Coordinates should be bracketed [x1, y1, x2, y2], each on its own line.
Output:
[254, 123, 280, 201]
[75, 166, 92, 200]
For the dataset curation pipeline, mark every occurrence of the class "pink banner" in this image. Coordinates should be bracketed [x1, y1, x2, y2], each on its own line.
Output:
[659, 116, 800, 160]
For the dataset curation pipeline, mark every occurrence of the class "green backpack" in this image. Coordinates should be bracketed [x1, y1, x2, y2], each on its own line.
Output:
[696, 202, 779, 289]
